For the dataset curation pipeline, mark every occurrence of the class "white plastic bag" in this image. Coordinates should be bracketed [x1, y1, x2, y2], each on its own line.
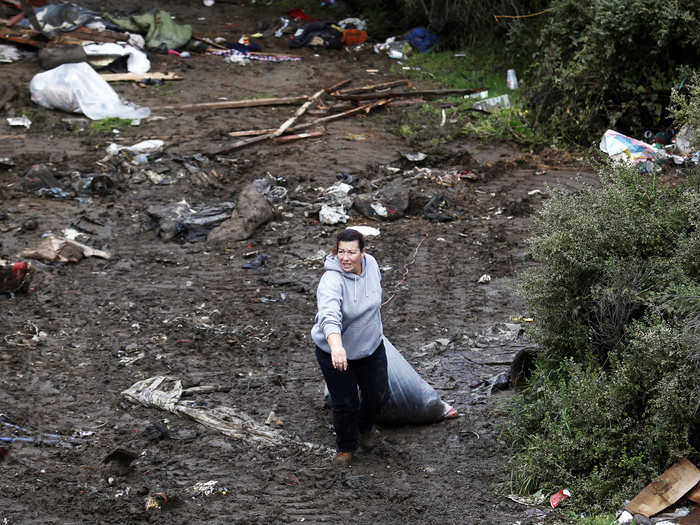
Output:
[30, 62, 150, 120]
[82, 43, 150, 74]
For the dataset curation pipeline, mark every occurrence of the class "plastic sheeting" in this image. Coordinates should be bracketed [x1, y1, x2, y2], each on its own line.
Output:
[30, 62, 150, 120]
[378, 337, 457, 425]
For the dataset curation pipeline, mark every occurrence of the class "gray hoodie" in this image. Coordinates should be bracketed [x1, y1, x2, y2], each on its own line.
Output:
[311, 252, 383, 360]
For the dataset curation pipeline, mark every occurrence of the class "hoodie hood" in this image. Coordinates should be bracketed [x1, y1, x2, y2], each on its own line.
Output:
[323, 254, 367, 302]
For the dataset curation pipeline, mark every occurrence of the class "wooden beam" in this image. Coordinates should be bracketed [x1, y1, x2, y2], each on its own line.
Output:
[151, 96, 309, 112]
[333, 79, 409, 95]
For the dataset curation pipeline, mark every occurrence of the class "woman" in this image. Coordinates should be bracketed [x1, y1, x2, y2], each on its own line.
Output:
[311, 228, 389, 467]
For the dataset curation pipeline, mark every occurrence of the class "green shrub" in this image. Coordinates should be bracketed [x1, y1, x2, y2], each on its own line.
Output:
[506, 317, 697, 510]
[524, 0, 700, 143]
[507, 162, 700, 509]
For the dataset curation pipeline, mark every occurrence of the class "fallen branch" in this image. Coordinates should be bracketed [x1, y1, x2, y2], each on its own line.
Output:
[213, 98, 391, 154]
[272, 88, 325, 137]
[333, 79, 409, 95]
[333, 88, 483, 101]
[151, 95, 309, 112]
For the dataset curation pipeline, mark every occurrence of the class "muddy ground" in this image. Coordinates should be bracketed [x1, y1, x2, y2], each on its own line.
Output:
[0, 1, 597, 523]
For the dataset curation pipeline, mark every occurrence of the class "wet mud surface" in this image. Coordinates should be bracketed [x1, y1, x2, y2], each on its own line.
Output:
[0, 1, 598, 523]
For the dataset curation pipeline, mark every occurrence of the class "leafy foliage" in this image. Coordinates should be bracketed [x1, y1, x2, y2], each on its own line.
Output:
[523, 0, 700, 143]
[506, 163, 700, 509]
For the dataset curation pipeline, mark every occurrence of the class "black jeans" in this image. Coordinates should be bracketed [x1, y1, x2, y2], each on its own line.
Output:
[316, 340, 389, 452]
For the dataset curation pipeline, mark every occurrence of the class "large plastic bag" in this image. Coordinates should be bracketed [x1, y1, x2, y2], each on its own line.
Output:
[30, 62, 150, 120]
[378, 337, 456, 425]
[324, 337, 457, 425]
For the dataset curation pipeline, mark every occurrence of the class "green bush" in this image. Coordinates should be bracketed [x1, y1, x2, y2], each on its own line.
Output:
[506, 162, 700, 509]
[523, 0, 700, 143]
[506, 318, 697, 510]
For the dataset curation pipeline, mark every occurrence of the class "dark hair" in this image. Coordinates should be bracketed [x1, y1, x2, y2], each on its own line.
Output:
[332, 228, 365, 254]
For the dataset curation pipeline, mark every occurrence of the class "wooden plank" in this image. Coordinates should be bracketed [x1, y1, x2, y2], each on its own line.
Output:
[151, 96, 309, 112]
[101, 72, 183, 82]
[625, 459, 700, 517]
[333, 79, 409, 95]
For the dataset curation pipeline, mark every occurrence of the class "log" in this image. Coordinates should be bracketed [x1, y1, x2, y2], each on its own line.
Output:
[151, 95, 309, 112]
[333, 88, 484, 101]
[101, 72, 183, 82]
[333, 79, 409, 95]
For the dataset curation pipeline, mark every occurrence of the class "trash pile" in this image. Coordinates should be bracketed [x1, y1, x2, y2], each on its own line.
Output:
[600, 128, 700, 171]
[507, 458, 700, 524]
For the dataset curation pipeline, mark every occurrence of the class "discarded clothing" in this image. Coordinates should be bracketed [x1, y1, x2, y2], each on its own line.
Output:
[107, 10, 192, 51]
[289, 22, 343, 50]
[407, 27, 437, 53]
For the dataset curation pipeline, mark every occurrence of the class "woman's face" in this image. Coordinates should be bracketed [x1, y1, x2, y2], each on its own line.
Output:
[337, 240, 364, 275]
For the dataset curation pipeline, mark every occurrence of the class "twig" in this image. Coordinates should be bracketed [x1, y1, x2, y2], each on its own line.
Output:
[382, 234, 429, 306]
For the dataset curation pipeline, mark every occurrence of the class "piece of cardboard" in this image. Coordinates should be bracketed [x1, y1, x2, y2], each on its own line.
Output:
[625, 459, 700, 517]
[688, 481, 700, 504]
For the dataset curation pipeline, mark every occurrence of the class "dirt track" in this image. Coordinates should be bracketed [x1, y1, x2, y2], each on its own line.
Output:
[0, 1, 596, 523]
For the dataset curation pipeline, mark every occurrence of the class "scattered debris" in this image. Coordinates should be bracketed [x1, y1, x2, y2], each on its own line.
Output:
[0, 261, 34, 294]
[147, 200, 235, 242]
[550, 489, 571, 508]
[106, 139, 164, 156]
[477, 274, 491, 284]
[19, 235, 111, 263]
[190, 480, 227, 497]
[7, 116, 31, 128]
[121, 376, 329, 451]
[472, 94, 511, 112]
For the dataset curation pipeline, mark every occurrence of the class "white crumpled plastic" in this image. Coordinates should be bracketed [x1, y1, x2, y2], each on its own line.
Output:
[82, 43, 150, 74]
[30, 62, 150, 120]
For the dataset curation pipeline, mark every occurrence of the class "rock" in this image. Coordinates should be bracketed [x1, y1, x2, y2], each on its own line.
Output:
[208, 183, 274, 243]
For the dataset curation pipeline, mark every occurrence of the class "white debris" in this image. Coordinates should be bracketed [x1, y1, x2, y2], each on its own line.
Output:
[319, 204, 349, 225]
[7, 116, 31, 128]
[348, 225, 380, 238]
[478, 274, 491, 284]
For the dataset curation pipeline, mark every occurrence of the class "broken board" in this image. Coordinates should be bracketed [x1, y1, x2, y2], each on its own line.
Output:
[625, 458, 700, 517]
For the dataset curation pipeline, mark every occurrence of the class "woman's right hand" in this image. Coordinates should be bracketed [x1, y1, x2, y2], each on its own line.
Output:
[331, 346, 348, 371]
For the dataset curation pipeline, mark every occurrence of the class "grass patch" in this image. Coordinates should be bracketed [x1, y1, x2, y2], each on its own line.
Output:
[395, 46, 547, 145]
[89, 117, 135, 133]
